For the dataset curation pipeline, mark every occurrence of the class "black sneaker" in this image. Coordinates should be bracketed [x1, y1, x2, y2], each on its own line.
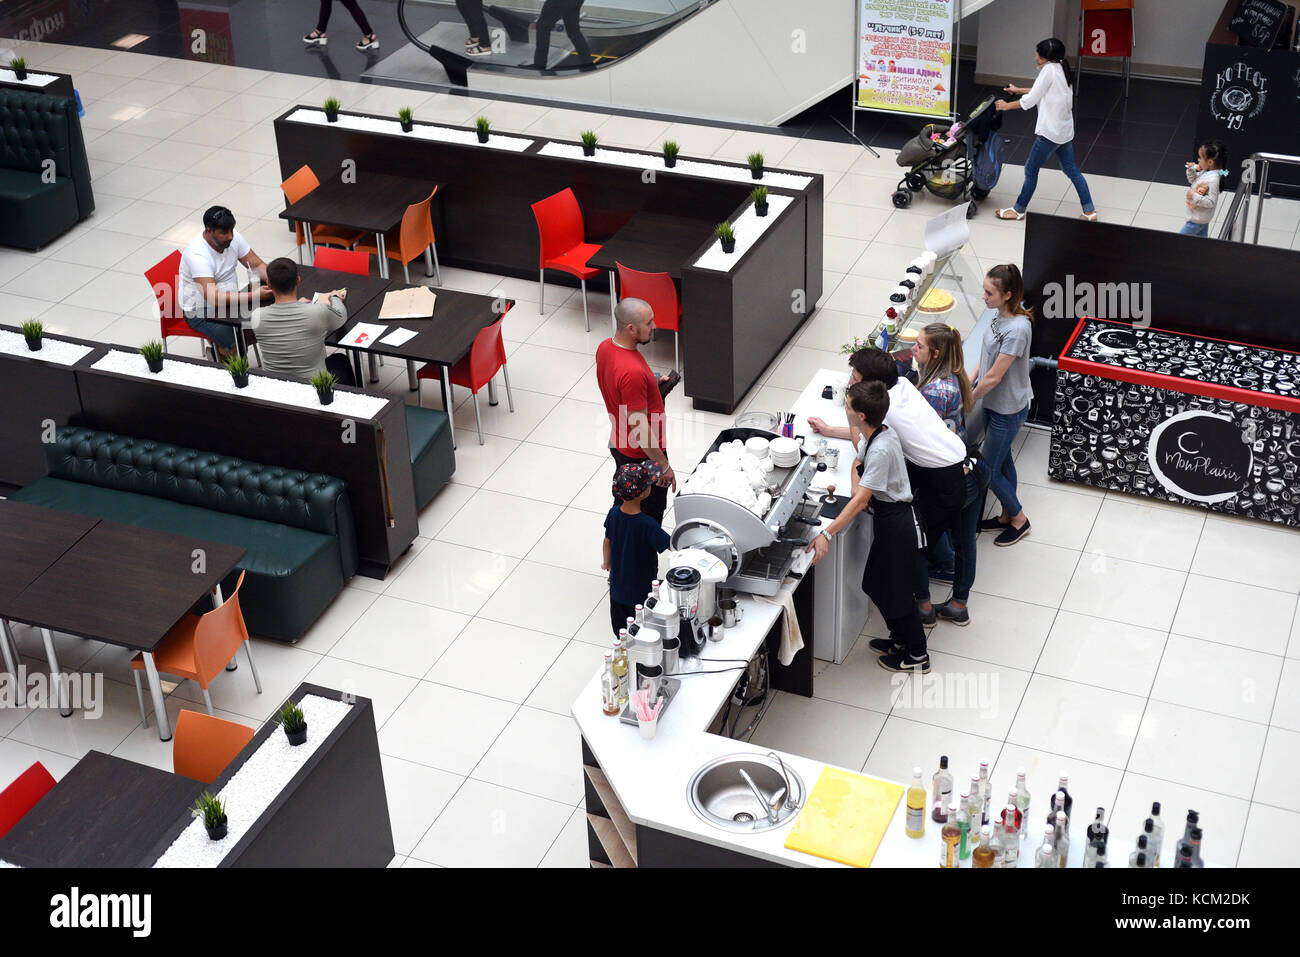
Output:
[917, 603, 937, 627]
[935, 600, 970, 626]
[979, 517, 1009, 532]
[994, 519, 1031, 546]
[878, 652, 931, 674]
[868, 637, 902, 656]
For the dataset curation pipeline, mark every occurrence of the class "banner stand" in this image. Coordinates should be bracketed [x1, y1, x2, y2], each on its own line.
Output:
[851, 0, 962, 135]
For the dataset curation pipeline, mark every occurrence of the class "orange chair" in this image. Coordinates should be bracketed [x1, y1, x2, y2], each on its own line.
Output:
[130, 572, 262, 726]
[172, 709, 255, 784]
[146, 250, 215, 359]
[0, 762, 56, 840]
[312, 247, 370, 276]
[280, 164, 366, 262]
[616, 262, 684, 373]
[416, 305, 514, 444]
[531, 188, 602, 331]
[355, 187, 441, 285]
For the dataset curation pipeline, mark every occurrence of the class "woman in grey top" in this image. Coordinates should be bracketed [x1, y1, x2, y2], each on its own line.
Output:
[972, 264, 1033, 546]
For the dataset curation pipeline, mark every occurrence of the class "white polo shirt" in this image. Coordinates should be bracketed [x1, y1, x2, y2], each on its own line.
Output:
[1019, 61, 1075, 145]
[885, 379, 967, 468]
[179, 229, 250, 315]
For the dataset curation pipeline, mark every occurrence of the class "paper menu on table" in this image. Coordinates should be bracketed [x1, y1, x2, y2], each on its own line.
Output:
[339, 323, 388, 349]
[311, 290, 344, 304]
[379, 327, 419, 347]
[378, 286, 436, 320]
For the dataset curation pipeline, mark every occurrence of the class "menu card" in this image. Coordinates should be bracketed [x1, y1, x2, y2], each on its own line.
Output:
[378, 286, 436, 320]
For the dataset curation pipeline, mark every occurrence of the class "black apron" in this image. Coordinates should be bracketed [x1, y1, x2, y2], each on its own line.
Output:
[858, 429, 926, 620]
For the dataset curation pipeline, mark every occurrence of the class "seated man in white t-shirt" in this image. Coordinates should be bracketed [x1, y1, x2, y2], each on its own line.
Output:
[177, 205, 272, 357]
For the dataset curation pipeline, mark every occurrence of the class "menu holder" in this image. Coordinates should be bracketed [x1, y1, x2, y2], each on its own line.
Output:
[1229, 0, 1289, 47]
[378, 286, 437, 320]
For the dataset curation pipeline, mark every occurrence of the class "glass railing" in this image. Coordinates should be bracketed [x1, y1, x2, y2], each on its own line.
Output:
[397, 0, 718, 83]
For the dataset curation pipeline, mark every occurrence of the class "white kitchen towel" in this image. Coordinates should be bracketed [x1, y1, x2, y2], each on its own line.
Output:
[756, 590, 804, 666]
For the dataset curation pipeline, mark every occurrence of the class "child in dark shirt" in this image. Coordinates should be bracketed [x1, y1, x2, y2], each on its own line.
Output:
[602, 461, 672, 637]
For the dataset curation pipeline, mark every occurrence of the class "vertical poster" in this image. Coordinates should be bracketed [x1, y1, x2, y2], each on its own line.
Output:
[856, 0, 955, 118]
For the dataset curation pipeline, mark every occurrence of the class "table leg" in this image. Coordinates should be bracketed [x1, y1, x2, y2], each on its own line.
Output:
[608, 269, 618, 334]
[40, 628, 71, 717]
[368, 353, 379, 383]
[142, 652, 173, 742]
[1, 619, 25, 708]
[303, 222, 316, 264]
[351, 350, 364, 388]
[407, 359, 418, 392]
[440, 369, 456, 448]
[376, 232, 389, 280]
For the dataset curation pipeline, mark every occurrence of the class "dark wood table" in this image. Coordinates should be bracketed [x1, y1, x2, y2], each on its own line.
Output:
[0, 520, 245, 741]
[0, 751, 204, 868]
[0, 502, 99, 705]
[278, 173, 441, 279]
[588, 211, 716, 333]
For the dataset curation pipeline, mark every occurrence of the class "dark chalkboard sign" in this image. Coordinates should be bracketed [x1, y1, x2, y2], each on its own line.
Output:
[1230, 0, 1289, 47]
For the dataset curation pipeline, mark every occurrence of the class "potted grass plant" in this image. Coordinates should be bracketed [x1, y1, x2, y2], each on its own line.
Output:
[580, 130, 598, 157]
[662, 140, 679, 168]
[20, 319, 43, 351]
[311, 369, 337, 406]
[715, 220, 736, 254]
[747, 151, 765, 180]
[223, 353, 251, 388]
[279, 699, 308, 746]
[323, 96, 341, 123]
[476, 115, 491, 143]
[139, 340, 164, 373]
[398, 106, 414, 133]
[10, 57, 28, 81]
[752, 186, 769, 217]
[193, 792, 227, 841]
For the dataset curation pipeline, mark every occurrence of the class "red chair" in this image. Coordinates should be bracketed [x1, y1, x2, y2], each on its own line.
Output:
[145, 250, 215, 359]
[312, 247, 370, 276]
[0, 762, 56, 840]
[531, 188, 602, 331]
[416, 305, 514, 444]
[616, 262, 684, 373]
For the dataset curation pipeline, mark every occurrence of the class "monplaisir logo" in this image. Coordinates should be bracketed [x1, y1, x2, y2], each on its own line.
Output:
[49, 887, 151, 937]
[1147, 410, 1252, 503]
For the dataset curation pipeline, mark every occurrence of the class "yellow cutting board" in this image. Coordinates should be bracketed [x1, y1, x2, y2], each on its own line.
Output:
[784, 767, 905, 867]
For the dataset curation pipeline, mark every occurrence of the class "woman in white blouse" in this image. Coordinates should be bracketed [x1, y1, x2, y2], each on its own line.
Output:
[993, 38, 1097, 223]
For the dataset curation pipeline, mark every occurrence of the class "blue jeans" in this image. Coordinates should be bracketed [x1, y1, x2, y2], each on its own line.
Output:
[1015, 135, 1095, 214]
[1180, 221, 1209, 237]
[183, 310, 236, 350]
[982, 406, 1028, 518]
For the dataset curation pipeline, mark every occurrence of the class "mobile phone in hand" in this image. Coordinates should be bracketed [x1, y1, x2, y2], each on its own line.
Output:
[658, 369, 681, 398]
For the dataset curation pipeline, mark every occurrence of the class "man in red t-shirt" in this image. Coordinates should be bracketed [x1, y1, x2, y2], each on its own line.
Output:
[595, 297, 675, 525]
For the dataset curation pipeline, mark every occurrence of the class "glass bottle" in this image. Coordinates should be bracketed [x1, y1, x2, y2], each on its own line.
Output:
[1092, 844, 1107, 869]
[1055, 772, 1073, 824]
[905, 767, 926, 838]
[966, 778, 983, 843]
[957, 792, 972, 860]
[601, 653, 619, 715]
[977, 761, 992, 824]
[1052, 790, 1070, 841]
[1174, 840, 1195, 868]
[1182, 810, 1199, 849]
[1054, 810, 1069, 867]
[1034, 827, 1056, 867]
[1188, 826, 1205, 867]
[1149, 803, 1164, 867]
[1083, 807, 1108, 868]
[1129, 835, 1149, 868]
[1000, 804, 1020, 867]
[1001, 790, 1022, 841]
[612, 636, 629, 708]
[1015, 768, 1031, 840]
[932, 755, 953, 823]
[940, 802, 961, 868]
[634, 603, 645, 624]
[972, 825, 996, 868]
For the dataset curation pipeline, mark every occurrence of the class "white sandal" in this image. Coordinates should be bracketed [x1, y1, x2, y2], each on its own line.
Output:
[995, 208, 1025, 221]
[1079, 211, 1099, 222]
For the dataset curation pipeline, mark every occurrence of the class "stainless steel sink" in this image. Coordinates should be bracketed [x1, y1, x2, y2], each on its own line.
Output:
[687, 753, 804, 832]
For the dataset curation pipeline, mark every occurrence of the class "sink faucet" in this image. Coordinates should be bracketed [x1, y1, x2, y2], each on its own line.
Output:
[766, 751, 796, 810]
[738, 768, 780, 825]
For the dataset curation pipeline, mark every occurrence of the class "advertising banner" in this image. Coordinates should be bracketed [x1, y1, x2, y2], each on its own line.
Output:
[855, 0, 956, 119]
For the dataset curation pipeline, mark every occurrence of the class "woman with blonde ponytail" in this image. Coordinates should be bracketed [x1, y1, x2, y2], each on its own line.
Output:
[973, 264, 1033, 546]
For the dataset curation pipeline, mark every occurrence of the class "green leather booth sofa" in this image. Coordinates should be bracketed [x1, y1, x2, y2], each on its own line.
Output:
[12, 426, 358, 642]
[0, 90, 95, 250]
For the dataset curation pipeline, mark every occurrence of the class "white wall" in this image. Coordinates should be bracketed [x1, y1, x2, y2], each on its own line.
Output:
[1063, 0, 1227, 78]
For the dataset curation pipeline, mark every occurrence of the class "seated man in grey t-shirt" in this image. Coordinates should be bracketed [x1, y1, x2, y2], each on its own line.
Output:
[251, 257, 356, 386]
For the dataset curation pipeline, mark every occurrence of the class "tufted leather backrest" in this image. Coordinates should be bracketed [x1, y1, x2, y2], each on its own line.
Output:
[45, 425, 354, 541]
[0, 90, 94, 216]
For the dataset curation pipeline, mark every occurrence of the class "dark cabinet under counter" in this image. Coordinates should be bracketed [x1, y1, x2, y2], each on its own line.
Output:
[1051, 317, 1300, 527]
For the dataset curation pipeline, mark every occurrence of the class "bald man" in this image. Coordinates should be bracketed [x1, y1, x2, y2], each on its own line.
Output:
[595, 298, 674, 525]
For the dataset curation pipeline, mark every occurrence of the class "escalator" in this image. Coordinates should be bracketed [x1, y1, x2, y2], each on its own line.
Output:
[390, 0, 717, 86]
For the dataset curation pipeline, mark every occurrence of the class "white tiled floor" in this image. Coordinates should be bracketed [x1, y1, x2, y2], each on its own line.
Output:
[2, 38, 1299, 868]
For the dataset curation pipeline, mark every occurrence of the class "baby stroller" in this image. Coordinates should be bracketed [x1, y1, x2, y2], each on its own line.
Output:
[892, 95, 1004, 218]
